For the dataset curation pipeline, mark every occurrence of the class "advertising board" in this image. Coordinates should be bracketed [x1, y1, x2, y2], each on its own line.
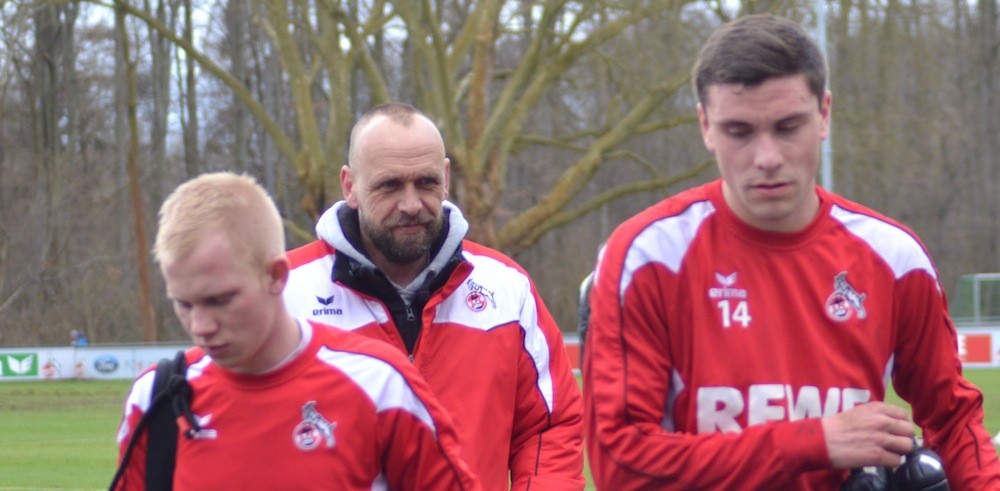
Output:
[0, 345, 191, 381]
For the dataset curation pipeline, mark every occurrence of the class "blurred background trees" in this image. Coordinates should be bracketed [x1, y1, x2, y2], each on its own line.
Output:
[0, 0, 997, 345]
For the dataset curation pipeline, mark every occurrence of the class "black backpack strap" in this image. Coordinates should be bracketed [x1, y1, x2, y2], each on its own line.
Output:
[108, 350, 190, 491]
[145, 350, 188, 491]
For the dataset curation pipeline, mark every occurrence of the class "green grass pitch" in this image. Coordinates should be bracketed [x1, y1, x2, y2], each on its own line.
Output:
[2, 370, 999, 490]
[0, 379, 128, 490]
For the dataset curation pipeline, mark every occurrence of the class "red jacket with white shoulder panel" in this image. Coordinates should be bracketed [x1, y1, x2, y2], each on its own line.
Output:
[284, 201, 584, 491]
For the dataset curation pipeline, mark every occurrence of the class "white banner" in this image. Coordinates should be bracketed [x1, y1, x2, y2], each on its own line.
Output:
[2, 329, 995, 382]
[0, 345, 191, 381]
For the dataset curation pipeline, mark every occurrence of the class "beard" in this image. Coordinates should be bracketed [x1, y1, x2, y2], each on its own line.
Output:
[360, 210, 443, 265]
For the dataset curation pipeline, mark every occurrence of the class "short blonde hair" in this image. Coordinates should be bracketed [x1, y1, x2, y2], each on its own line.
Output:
[153, 172, 284, 270]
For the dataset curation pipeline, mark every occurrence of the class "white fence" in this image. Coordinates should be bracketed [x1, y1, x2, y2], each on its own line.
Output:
[0, 344, 191, 381]
[0, 328, 995, 382]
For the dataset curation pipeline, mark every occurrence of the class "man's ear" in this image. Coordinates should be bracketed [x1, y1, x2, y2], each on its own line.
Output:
[341, 164, 359, 208]
[267, 255, 291, 295]
[443, 158, 451, 199]
[819, 91, 832, 141]
[697, 102, 715, 153]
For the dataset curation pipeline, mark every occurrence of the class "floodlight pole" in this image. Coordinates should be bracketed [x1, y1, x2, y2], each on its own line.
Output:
[815, 0, 834, 192]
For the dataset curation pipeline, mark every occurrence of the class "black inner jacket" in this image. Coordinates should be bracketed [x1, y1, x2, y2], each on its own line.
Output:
[331, 206, 464, 354]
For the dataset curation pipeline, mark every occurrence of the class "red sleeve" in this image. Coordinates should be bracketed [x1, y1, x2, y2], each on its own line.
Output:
[508, 280, 586, 490]
[584, 230, 830, 489]
[378, 359, 481, 491]
[891, 271, 1000, 489]
[113, 372, 156, 491]
[461, 240, 585, 490]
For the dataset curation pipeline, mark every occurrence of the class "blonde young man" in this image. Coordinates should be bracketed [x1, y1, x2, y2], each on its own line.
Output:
[114, 172, 479, 490]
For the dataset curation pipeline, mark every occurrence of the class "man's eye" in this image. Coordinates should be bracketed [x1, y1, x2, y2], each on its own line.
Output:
[206, 295, 235, 307]
[725, 126, 751, 138]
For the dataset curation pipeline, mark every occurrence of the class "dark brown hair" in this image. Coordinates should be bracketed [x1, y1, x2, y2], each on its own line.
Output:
[693, 14, 827, 108]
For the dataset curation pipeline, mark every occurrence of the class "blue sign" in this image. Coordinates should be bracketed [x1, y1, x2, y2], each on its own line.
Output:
[93, 355, 119, 374]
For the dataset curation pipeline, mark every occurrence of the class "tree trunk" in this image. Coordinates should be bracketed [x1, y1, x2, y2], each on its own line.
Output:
[114, 0, 130, 255]
[980, 0, 999, 268]
[182, 0, 199, 178]
[116, 4, 158, 342]
[146, 0, 172, 204]
[63, 3, 80, 174]
[31, 4, 65, 284]
[225, 0, 250, 172]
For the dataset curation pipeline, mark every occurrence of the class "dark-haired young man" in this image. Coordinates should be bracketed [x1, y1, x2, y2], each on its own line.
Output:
[584, 14, 1000, 490]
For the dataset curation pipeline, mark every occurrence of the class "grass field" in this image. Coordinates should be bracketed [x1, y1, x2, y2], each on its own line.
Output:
[2, 370, 1000, 490]
[0, 379, 128, 490]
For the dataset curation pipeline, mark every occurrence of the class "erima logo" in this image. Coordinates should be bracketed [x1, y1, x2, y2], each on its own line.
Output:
[1, 354, 38, 377]
[189, 413, 218, 440]
[708, 272, 747, 299]
[716, 272, 736, 286]
[312, 295, 342, 316]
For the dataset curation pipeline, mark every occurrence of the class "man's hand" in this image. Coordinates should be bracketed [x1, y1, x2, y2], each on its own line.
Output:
[822, 402, 916, 469]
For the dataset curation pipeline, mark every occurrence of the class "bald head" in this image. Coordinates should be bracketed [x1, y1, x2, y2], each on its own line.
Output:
[340, 103, 450, 285]
[348, 102, 445, 170]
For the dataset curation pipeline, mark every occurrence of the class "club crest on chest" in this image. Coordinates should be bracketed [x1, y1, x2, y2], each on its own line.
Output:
[825, 272, 867, 322]
[293, 401, 337, 451]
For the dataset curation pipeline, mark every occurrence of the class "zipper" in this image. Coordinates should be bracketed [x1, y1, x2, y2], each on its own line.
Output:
[405, 305, 417, 363]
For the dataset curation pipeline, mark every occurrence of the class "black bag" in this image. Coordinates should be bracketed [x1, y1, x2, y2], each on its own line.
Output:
[841, 444, 949, 491]
[109, 350, 190, 491]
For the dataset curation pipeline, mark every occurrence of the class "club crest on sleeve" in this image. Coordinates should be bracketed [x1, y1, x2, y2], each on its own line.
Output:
[293, 401, 337, 451]
[465, 278, 496, 312]
[825, 272, 867, 322]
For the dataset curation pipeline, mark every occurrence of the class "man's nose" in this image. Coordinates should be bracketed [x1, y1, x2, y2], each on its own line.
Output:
[397, 185, 422, 215]
[753, 133, 783, 171]
[187, 306, 218, 337]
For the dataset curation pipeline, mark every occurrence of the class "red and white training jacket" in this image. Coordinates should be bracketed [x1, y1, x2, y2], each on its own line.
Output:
[284, 201, 584, 491]
[584, 179, 1000, 490]
[115, 320, 479, 491]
